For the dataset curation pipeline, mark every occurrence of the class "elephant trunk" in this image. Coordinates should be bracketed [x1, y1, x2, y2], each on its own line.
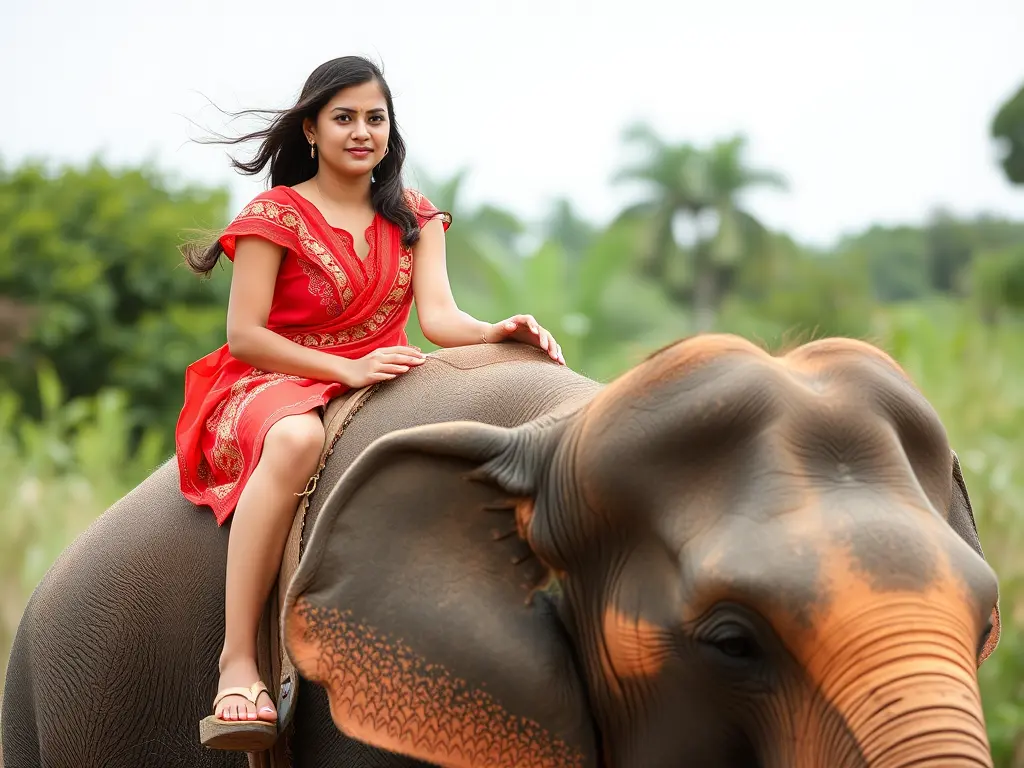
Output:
[816, 620, 991, 767]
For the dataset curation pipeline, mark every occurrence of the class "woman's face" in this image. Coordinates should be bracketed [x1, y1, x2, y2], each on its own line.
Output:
[307, 80, 390, 180]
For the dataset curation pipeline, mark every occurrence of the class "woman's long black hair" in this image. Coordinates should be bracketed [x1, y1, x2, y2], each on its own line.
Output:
[183, 56, 422, 276]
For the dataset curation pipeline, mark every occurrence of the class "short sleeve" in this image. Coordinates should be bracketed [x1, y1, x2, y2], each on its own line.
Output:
[403, 188, 452, 232]
[218, 189, 302, 261]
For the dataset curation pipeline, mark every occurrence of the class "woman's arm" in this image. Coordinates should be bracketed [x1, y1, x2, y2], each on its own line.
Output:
[226, 235, 353, 380]
[411, 219, 564, 363]
[409, 219, 491, 346]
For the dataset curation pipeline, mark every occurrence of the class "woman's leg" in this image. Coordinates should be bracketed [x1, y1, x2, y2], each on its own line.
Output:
[213, 410, 325, 722]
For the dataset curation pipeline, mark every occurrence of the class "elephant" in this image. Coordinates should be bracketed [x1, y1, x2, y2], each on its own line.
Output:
[1, 334, 1001, 768]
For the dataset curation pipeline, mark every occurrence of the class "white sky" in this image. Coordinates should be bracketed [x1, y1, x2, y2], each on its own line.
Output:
[3, 0, 1023, 248]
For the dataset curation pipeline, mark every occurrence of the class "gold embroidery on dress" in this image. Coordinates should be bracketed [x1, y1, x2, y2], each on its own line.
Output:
[284, 248, 413, 348]
[203, 370, 297, 499]
[298, 258, 342, 317]
[364, 225, 378, 280]
[235, 199, 356, 312]
[403, 188, 452, 228]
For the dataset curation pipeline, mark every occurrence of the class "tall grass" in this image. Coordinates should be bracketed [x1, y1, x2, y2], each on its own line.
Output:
[0, 308, 1021, 764]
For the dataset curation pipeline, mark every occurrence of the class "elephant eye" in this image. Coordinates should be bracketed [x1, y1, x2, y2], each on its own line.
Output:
[714, 634, 758, 659]
[699, 621, 764, 666]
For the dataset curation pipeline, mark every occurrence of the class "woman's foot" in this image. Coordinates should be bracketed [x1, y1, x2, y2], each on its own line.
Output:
[198, 659, 278, 751]
[213, 658, 277, 723]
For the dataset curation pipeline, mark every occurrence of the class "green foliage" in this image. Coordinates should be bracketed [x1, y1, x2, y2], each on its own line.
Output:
[925, 209, 975, 294]
[0, 157, 232, 444]
[835, 211, 1024, 306]
[992, 82, 1024, 185]
[720, 236, 875, 345]
[969, 244, 1024, 323]
[543, 198, 598, 262]
[837, 224, 930, 301]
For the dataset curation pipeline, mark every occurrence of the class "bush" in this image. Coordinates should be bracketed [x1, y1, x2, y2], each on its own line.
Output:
[0, 158, 232, 443]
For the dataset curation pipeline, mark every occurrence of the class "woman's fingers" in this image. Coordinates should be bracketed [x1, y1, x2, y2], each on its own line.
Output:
[515, 315, 539, 335]
[379, 346, 426, 358]
[381, 354, 425, 366]
[501, 314, 565, 362]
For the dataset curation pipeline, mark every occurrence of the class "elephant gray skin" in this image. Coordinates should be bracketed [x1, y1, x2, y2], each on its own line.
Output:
[3, 335, 1002, 768]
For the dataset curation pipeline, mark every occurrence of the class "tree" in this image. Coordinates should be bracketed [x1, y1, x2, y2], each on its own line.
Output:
[925, 208, 973, 295]
[834, 225, 930, 303]
[992, 82, 1024, 186]
[0, 157, 232, 439]
[969, 244, 1024, 324]
[543, 197, 598, 264]
[614, 125, 786, 331]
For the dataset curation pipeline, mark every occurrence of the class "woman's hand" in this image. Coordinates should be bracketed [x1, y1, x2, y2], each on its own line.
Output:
[482, 314, 565, 365]
[335, 346, 427, 388]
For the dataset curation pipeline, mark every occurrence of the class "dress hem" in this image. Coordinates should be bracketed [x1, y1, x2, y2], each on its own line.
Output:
[180, 389, 341, 525]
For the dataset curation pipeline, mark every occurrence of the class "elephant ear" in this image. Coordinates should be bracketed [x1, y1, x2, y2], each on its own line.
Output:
[948, 450, 1001, 665]
[282, 419, 597, 768]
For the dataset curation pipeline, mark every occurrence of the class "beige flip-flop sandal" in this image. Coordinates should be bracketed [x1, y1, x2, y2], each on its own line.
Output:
[199, 681, 278, 751]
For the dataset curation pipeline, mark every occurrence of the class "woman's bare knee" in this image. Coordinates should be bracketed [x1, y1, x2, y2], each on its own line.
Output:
[262, 412, 325, 472]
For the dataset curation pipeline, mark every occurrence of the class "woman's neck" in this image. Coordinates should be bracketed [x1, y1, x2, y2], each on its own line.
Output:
[312, 171, 372, 209]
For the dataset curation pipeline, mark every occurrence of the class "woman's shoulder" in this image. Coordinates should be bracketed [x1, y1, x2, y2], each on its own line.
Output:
[402, 187, 451, 230]
[219, 187, 308, 257]
[402, 187, 430, 209]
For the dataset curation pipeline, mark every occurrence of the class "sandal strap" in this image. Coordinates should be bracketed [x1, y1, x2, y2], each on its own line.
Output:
[212, 681, 272, 711]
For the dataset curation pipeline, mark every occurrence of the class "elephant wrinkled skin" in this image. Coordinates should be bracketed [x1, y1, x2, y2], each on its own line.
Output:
[2, 335, 1001, 768]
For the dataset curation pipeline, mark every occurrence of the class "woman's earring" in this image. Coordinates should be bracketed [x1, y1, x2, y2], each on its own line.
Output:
[372, 151, 385, 183]
[310, 141, 316, 159]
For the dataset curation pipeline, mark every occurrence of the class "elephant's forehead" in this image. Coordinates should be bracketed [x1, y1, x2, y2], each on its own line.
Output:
[576, 336, 952, 520]
[589, 336, 938, 444]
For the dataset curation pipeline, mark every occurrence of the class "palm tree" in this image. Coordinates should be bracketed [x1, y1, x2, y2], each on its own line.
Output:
[615, 124, 787, 331]
[543, 197, 598, 264]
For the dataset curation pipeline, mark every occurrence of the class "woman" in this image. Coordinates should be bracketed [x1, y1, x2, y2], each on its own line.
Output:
[176, 55, 563, 752]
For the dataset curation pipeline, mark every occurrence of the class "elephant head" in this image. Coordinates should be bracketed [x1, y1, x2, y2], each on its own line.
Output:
[283, 334, 1001, 768]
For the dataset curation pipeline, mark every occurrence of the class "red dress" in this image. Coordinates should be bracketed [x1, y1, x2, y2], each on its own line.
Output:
[175, 185, 450, 524]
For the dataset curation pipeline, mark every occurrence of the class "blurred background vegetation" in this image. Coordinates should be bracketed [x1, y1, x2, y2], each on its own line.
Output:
[2, 78, 1023, 765]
